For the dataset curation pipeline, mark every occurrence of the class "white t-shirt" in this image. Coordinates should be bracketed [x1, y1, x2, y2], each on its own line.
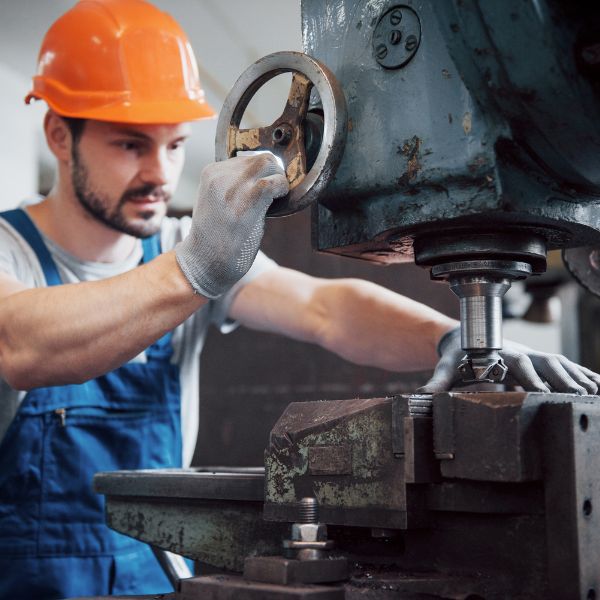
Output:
[0, 209, 277, 466]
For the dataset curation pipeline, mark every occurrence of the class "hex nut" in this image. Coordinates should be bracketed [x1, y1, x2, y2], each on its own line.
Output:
[291, 523, 328, 542]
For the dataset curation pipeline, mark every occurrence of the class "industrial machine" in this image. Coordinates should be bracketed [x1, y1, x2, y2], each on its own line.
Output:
[93, 1, 600, 598]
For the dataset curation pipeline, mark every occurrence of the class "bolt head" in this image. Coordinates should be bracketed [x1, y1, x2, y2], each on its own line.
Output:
[376, 43, 388, 59]
[390, 9, 403, 25]
[405, 34, 418, 52]
[272, 124, 292, 146]
[388, 30, 402, 45]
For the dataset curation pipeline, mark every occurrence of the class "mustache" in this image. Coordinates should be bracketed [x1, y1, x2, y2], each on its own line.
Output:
[120, 184, 171, 204]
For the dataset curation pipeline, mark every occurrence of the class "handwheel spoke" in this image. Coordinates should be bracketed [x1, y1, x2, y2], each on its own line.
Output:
[269, 73, 313, 186]
[280, 72, 313, 127]
[230, 127, 269, 154]
[284, 139, 307, 187]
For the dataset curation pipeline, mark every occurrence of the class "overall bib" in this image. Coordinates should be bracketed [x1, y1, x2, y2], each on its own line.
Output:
[0, 209, 181, 599]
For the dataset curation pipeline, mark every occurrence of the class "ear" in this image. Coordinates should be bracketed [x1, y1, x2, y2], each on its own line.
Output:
[44, 110, 73, 163]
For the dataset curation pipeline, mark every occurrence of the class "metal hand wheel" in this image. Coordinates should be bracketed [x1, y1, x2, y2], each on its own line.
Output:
[563, 246, 600, 298]
[215, 51, 347, 217]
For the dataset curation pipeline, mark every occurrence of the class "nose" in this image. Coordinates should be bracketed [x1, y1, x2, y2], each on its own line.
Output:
[139, 148, 170, 187]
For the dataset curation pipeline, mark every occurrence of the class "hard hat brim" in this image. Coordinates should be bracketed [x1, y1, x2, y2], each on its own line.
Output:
[25, 91, 216, 124]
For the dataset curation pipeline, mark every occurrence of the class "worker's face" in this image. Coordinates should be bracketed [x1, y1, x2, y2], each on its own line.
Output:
[70, 120, 190, 238]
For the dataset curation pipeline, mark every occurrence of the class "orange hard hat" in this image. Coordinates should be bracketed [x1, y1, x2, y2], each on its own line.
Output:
[25, 0, 216, 123]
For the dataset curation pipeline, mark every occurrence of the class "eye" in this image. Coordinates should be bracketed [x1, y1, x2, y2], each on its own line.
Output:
[119, 140, 142, 152]
[112, 139, 146, 154]
[169, 139, 186, 152]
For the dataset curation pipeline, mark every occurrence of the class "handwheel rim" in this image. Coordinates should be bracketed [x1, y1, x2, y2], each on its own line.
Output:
[215, 51, 347, 217]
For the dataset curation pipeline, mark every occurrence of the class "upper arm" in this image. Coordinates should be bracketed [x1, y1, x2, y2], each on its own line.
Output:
[227, 266, 330, 344]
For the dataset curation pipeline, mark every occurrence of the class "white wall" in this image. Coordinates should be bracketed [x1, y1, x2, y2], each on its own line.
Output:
[0, 63, 45, 210]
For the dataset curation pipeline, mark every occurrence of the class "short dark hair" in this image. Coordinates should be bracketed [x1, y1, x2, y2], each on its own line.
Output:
[61, 117, 87, 145]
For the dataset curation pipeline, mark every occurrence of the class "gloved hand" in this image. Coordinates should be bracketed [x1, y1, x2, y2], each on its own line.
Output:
[175, 154, 288, 298]
[418, 327, 600, 394]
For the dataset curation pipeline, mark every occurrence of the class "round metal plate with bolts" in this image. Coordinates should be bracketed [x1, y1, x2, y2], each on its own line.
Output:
[215, 51, 347, 217]
[563, 246, 600, 298]
[372, 5, 421, 69]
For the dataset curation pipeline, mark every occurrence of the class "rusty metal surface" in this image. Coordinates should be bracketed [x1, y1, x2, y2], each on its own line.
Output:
[542, 402, 600, 599]
[178, 575, 345, 600]
[96, 469, 272, 571]
[344, 571, 494, 600]
[95, 392, 600, 597]
[231, 72, 311, 190]
[263, 397, 423, 529]
[244, 556, 348, 585]
[104, 496, 287, 572]
[257, 392, 600, 597]
[265, 393, 581, 520]
[438, 1, 600, 189]
[94, 467, 264, 501]
[432, 392, 598, 482]
[427, 480, 544, 514]
[333, 514, 549, 598]
[215, 51, 347, 217]
[65, 596, 175, 600]
[302, 0, 600, 263]
[308, 445, 352, 476]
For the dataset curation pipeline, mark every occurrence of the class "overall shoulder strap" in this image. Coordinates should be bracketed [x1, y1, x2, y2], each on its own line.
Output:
[141, 234, 161, 263]
[0, 209, 62, 286]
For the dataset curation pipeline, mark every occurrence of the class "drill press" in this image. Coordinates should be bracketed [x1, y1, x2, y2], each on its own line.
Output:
[304, 0, 600, 388]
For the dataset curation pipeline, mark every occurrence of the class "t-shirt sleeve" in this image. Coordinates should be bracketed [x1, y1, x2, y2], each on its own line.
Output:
[0, 248, 17, 277]
[210, 251, 278, 333]
[0, 221, 21, 277]
[0, 219, 40, 285]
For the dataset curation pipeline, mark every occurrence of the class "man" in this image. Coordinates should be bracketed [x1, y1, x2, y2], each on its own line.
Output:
[0, 1, 598, 599]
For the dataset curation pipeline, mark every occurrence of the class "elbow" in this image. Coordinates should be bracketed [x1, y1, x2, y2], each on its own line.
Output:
[1, 344, 98, 390]
[308, 278, 365, 350]
[0, 341, 38, 391]
[0, 319, 28, 389]
[0, 353, 34, 391]
[0, 363, 34, 392]
[7, 377, 34, 393]
[0, 352, 89, 390]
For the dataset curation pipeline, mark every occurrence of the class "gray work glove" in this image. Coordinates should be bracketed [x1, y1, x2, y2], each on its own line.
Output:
[418, 327, 600, 394]
[175, 154, 288, 298]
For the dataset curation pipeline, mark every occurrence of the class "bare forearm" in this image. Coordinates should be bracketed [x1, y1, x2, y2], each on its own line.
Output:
[232, 268, 458, 373]
[314, 279, 458, 372]
[0, 251, 205, 389]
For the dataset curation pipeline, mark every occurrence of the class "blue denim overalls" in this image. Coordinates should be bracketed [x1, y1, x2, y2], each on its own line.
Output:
[0, 209, 181, 599]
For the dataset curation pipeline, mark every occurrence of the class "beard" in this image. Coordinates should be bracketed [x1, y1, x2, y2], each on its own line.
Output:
[71, 147, 170, 239]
